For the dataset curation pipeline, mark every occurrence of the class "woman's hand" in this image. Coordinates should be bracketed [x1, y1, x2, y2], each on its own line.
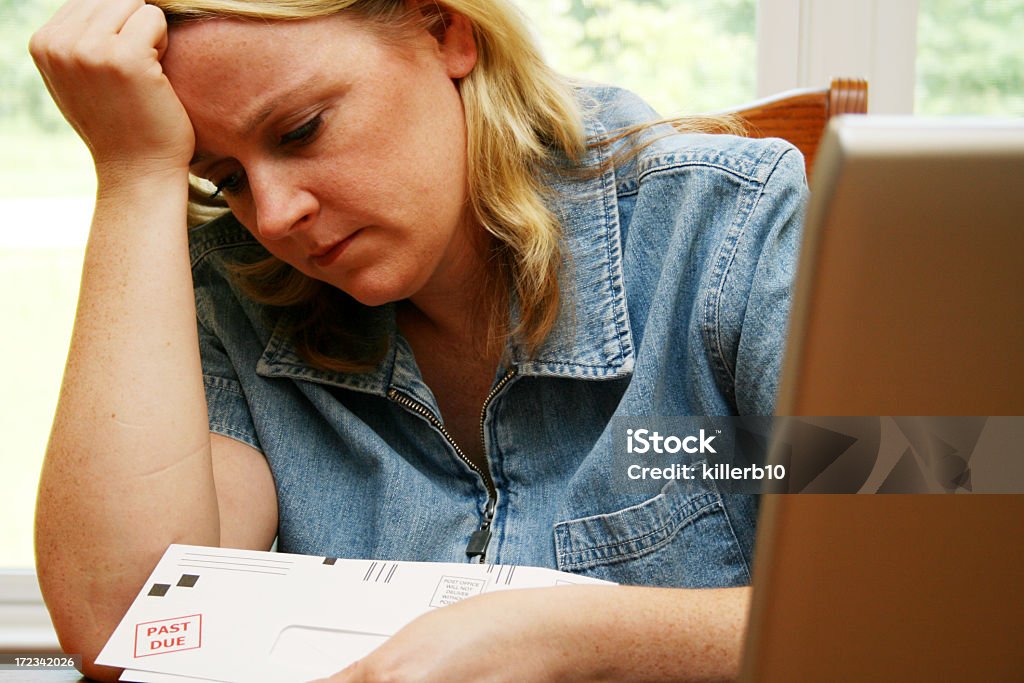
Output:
[311, 587, 588, 683]
[310, 584, 750, 683]
[29, 0, 194, 178]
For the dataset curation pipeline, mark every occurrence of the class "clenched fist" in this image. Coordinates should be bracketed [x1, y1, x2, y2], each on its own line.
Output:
[29, 0, 194, 178]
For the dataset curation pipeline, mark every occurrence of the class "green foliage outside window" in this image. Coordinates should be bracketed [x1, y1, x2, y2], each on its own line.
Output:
[0, 0, 68, 132]
[516, 0, 757, 115]
[916, 0, 1024, 116]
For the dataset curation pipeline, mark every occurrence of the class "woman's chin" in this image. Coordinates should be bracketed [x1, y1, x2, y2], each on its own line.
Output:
[338, 277, 415, 309]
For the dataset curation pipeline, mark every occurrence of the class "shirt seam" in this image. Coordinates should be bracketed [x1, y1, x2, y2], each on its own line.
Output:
[704, 146, 798, 389]
[555, 494, 721, 564]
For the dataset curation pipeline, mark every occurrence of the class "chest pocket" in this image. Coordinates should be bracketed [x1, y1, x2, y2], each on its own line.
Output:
[553, 477, 753, 587]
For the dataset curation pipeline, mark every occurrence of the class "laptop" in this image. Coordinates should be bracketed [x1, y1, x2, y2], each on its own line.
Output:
[740, 117, 1024, 681]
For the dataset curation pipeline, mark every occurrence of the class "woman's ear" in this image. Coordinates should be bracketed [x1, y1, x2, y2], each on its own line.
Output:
[438, 11, 477, 78]
[413, 1, 478, 79]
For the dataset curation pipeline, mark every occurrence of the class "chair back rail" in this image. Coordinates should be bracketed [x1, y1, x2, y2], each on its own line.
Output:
[726, 77, 868, 180]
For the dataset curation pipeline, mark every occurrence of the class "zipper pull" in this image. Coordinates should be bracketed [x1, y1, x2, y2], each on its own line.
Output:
[466, 498, 497, 563]
[465, 527, 491, 562]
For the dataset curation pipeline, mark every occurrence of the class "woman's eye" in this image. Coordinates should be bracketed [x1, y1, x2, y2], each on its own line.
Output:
[210, 171, 247, 199]
[280, 114, 323, 146]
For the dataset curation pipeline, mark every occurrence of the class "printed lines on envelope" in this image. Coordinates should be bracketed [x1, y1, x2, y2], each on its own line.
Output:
[362, 561, 399, 584]
[176, 550, 294, 576]
[485, 563, 519, 586]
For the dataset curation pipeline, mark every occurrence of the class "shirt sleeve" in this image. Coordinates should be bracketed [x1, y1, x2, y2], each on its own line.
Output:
[197, 314, 263, 452]
[732, 146, 809, 415]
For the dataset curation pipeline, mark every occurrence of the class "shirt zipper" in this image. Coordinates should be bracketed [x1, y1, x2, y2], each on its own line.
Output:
[387, 366, 517, 563]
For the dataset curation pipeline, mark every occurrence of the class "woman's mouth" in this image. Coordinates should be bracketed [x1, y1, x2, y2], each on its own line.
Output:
[311, 230, 361, 268]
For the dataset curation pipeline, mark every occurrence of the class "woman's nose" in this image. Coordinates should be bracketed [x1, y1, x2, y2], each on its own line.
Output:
[248, 165, 318, 241]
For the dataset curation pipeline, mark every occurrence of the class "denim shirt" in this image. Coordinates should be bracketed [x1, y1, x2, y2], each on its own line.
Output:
[189, 85, 808, 588]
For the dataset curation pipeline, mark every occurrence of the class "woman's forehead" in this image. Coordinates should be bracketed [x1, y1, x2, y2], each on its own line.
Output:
[167, 14, 346, 52]
[163, 11, 424, 72]
[163, 18, 362, 135]
[163, 11, 448, 159]
[164, 14, 384, 89]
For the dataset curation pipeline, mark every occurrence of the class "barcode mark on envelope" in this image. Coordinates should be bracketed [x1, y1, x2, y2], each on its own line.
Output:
[362, 561, 399, 583]
[485, 563, 518, 586]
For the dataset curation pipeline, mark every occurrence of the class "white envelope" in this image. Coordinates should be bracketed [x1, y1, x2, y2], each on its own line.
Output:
[96, 544, 612, 683]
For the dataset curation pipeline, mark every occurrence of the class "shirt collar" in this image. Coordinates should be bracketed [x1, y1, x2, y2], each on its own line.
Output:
[509, 103, 635, 379]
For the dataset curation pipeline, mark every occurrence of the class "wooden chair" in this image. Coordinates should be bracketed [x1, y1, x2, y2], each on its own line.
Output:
[726, 77, 868, 180]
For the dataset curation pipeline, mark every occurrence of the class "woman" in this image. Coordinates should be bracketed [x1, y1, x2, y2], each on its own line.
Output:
[30, 0, 807, 680]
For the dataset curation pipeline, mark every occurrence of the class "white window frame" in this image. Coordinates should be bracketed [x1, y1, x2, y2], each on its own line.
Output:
[0, 570, 59, 652]
[0, 0, 925, 652]
[758, 0, 920, 113]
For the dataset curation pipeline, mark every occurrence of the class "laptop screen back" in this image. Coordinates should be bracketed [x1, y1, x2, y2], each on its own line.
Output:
[741, 117, 1024, 682]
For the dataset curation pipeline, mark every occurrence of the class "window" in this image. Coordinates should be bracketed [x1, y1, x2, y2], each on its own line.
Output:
[757, 0, 1023, 115]
[1, 5, 92, 649]
[1, 0, 93, 575]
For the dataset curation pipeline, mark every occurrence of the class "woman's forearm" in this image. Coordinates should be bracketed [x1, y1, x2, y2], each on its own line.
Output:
[35, 170, 220, 677]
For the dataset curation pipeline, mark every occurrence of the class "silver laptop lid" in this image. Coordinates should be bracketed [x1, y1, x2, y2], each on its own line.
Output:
[775, 115, 1024, 416]
[742, 116, 1024, 682]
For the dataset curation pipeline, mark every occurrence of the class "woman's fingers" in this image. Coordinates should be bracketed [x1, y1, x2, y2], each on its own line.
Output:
[33, 1, 163, 72]
[47, 0, 145, 35]
[119, 3, 170, 61]
[29, 0, 194, 175]
[91, 0, 149, 34]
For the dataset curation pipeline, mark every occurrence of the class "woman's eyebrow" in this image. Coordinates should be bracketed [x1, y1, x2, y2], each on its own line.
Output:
[241, 73, 326, 137]
[190, 73, 331, 166]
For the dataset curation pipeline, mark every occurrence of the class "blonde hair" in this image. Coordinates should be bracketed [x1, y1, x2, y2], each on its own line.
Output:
[159, 0, 744, 372]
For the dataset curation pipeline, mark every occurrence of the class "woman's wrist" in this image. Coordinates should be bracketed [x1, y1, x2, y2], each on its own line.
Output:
[93, 161, 191, 211]
[499, 585, 635, 683]
[95, 159, 190, 192]
[534, 584, 750, 683]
